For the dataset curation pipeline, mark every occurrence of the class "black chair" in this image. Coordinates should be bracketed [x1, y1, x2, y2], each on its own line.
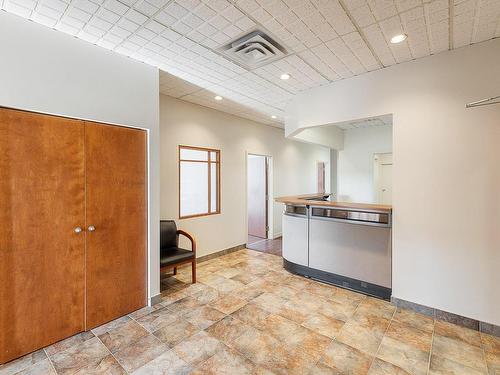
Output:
[160, 220, 196, 283]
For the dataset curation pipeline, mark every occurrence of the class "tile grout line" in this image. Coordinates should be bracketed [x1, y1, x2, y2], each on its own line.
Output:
[93, 330, 131, 375]
[426, 319, 436, 374]
[366, 305, 398, 373]
[43, 348, 59, 375]
[478, 332, 490, 374]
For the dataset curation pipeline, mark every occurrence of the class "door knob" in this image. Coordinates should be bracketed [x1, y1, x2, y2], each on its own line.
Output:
[74, 227, 83, 233]
[88, 225, 96, 232]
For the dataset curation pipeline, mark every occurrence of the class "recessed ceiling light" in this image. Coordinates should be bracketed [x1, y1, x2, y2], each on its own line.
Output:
[280, 73, 291, 80]
[214, 95, 223, 101]
[271, 115, 277, 119]
[390, 33, 407, 44]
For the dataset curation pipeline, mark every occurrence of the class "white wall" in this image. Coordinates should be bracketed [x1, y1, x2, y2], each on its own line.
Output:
[294, 124, 345, 150]
[0, 13, 161, 301]
[160, 95, 330, 257]
[286, 39, 500, 326]
[337, 125, 393, 203]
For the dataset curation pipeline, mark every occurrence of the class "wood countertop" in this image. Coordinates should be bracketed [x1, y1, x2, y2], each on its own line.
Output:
[275, 193, 392, 213]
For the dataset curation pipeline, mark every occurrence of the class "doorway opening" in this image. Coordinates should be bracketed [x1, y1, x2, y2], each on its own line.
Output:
[246, 154, 281, 256]
[374, 152, 393, 204]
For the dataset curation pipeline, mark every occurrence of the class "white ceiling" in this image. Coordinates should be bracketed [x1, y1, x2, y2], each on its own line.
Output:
[3, 0, 499, 126]
[335, 113, 392, 129]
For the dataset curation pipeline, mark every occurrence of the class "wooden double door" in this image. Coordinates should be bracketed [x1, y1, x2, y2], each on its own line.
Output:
[0, 108, 147, 364]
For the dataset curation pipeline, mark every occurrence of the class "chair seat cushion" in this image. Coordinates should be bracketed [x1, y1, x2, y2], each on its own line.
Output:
[160, 247, 195, 267]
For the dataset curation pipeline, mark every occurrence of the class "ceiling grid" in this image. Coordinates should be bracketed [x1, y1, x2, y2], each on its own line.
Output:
[2, 0, 499, 127]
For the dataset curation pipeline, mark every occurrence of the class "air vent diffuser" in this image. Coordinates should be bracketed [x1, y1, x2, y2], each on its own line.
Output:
[220, 30, 287, 69]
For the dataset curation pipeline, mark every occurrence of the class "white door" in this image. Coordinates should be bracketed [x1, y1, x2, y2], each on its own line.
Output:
[380, 163, 392, 204]
[247, 154, 268, 238]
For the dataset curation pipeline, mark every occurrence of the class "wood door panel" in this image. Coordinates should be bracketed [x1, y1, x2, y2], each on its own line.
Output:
[85, 122, 147, 329]
[0, 108, 85, 364]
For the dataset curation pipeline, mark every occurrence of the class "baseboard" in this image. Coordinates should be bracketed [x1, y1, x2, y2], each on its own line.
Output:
[150, 293, 162, 306]
[196, 243, 246, 263]
[272, 232, 282, 239]
[391, 297, 500, 338]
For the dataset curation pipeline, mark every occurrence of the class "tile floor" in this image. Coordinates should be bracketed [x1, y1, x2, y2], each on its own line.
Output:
[1, 249, 499, 375]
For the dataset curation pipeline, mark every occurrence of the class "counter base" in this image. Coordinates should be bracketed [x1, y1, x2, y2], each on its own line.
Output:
[283, 259, 391, 301]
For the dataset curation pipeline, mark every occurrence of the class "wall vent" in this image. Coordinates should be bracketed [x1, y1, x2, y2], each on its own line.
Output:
[219, 30, 287, 69]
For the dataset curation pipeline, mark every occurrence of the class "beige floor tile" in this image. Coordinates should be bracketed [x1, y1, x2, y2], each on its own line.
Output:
[329, 287, 366, 307]
[285, 276, 313, 291]
[229, 326, 283, 365]
[484, 350, 500, 375]
[337, 321, 386, 355]
[191, 346, 254, 375]
[432, 334, 488, 372]
[305, 281, 338, 299]
[12, 358, 57, 375]
[308, 362, 344, 375]
[264, 347, 319, 375]
[384, 321, 433, 352]
[289, 292, 327, 310]
[270, 284, 301, 300]
[229, 272, 258, 285]
[128, 305, 161, 320]
[131, 350, 192, 375]
[190, 286, 223, 305]
[481, 333, 500, 355]
[254, 366, 279, 375]
[377, 336, 429, 375]
[434, 320, 482, 347]
[113, 334, 168, 373]
[355, 298, 396, 320]
[205, 277, 245, 293]
[213, 267, 242, 279]
[288, 326, 332, 361]
[166, 296, 204, 315]
[198, 273, 227, 286]
[172, 331, 224, 366]
[260, 314, 303, 342]
[0, 350, 47, 375]
[320, 340, 373, 375]
[49, 336, 113, 374]
[393, 308, 434, 333]
[183, 305, 226, 330]
[277, 300, 311, 324]
[205, 316, 250, 345]
[230, 303, 271, 327]
[92, 316, 132, 336]
[245, 279, 281, 295]
[210, 293, 248, 315]
[152, 319, 199, 348]
[350, 311, 392, 335]
[251, 293, 288, 315]
[98, 320, 149, 353]
[368, 358, 411, 374]
[302, 312, 345, 339]
[160, 289, 188, 306]
[44, 332, 95, 357]
[429, 354, 487, 375]
[319, 299, 357, 322]
[135, 307, 179, 333]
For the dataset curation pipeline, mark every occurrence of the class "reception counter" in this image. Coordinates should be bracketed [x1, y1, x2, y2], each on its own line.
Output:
[276, 194, 393, 300]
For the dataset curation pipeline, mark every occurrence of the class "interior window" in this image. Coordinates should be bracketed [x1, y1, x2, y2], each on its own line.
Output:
[179, 145, 220, 219]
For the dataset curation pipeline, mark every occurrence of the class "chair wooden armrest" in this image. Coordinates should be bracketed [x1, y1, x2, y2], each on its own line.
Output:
[177, 230, 196, 255]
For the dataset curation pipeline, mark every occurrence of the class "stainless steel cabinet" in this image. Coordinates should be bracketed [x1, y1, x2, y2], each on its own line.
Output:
[309, 217, 392, 288]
